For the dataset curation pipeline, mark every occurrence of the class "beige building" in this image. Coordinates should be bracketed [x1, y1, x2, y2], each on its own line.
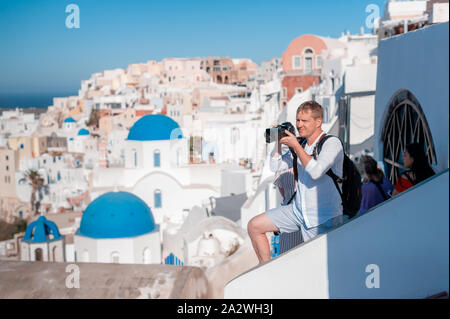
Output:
[0, 147, 30, 222]
[8, 135, 47, 160]
[98, 107, 138, 135]
[0, 148, 18, 198]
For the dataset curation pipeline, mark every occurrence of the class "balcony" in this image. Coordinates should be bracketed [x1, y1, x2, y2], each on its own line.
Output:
[282, 70, 322, 77]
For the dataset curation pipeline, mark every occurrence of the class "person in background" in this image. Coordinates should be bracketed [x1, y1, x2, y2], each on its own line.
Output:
[357, 155, 393, 216]
[392, 143, 435, 196]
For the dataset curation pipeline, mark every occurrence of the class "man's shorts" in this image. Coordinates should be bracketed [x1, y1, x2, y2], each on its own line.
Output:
[265, 204, 343, 242]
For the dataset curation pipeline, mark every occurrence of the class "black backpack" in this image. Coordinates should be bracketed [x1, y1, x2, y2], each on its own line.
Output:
[314, 135, 362, 218]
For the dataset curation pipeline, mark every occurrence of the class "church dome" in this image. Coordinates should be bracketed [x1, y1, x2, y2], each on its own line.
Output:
[77, 128, 90, 136]
[127, 114, 183, 141]
[23, 216, 62, 243]
[63, 117, 76, 123]
[78, 191, 155, 239]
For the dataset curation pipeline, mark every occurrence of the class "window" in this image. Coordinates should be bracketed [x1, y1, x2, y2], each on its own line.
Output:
[143, 248, 151, 264]
[304, 48, 314, 54]
[382, 90, 436, 184]
[295, 88, 303, 94]
[153, 149, 161, 167]
[154, 190, 162, 208]
[305, 57, 313, 73]
[20, 144, 24, 149]
[82, 249, 89, 262]
[52, 246, 58, 262]
[111, 251, 120, 263]
[34, 248, 43, 261]
[282, 88, 287, 98]
[292, 56, 301, 69]
[132, 149, 137, 167]
[316, 56, 323, 68]
[5, 155, 8, 161]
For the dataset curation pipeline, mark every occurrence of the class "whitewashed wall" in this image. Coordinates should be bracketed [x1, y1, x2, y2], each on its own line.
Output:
[374, 22, 449, 173]
[226, 170, 449, 298]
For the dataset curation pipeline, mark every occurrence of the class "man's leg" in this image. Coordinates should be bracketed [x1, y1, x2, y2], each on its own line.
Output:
[300, 214, 344, 242]
[247, 213, 279, 264]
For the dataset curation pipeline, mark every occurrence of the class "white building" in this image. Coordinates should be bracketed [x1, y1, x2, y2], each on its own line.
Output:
[91, 114, 221, 228]
[21, 216, 65, 262]
[74, 191, 161, 264]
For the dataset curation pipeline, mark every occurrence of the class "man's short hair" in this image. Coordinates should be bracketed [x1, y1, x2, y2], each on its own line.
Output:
[296, 100, 323, 119]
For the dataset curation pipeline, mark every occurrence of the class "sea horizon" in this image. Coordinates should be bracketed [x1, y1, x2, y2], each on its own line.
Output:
[0, 91, 78, 109]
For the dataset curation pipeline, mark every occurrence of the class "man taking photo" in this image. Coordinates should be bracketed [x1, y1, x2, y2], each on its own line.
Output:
[248, 100, 344, 264]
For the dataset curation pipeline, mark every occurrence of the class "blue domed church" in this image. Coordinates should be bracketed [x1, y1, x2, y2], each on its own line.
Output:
[74, 191, 161, 264]
[21, 216, 65, 262]
[125, 114, 187, 170]
[89, 114, 219, 263]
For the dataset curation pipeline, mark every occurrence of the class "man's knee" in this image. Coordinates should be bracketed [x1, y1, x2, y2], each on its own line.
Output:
[248, 213, 277, 235]
[248, 215, 263, 236]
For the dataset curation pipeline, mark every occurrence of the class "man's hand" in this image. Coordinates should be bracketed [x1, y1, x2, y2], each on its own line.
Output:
[280, 130, 301, 149]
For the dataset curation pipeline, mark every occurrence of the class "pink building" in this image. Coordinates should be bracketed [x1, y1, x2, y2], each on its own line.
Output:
[281, 34, 344, 103]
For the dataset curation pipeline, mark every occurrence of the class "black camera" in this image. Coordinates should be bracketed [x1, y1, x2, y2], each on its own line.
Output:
[265, 122, 296, 143]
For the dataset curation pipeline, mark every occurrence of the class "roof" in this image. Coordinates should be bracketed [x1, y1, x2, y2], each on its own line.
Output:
[77, 128, 90, 136]
[23, 216, 62, 243]
[0, 261, 210, 299]
[63, 117, 76, 123]
[127, 114, 183, 141]
[77, 191, 156, 239]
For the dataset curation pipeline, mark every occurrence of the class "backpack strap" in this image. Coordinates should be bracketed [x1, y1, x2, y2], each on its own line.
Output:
[313, 134, 344, 200]
[372, 180, 388, 201]
[286, 139, 307, 205]
[313, 134, 344, 183]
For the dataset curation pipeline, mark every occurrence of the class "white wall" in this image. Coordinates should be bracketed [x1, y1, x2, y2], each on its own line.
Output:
[96, 238, 135, 264]
[65, 244, 75, 262]
[125, 139, 188, 170]
[74, 231, 161, 264]
[225, 171, 449, 298]
[350, 95, 375, 146]
[374, 22, 449, 173]
[132, 229, 161, 264]
[220, 169, 252, 196]
[132, 172, 218, 224]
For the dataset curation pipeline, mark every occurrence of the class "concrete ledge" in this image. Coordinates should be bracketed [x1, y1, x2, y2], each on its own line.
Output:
[0, 261, 210, 299]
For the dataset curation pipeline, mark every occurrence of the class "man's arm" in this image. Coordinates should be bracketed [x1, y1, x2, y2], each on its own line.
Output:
[279, 130, 312, 167]
[270, 141, 293, 172]
[303, 138, 343, 180]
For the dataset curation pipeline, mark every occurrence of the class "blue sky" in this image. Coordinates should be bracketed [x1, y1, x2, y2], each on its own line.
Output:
[0, 0, 386, 95]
